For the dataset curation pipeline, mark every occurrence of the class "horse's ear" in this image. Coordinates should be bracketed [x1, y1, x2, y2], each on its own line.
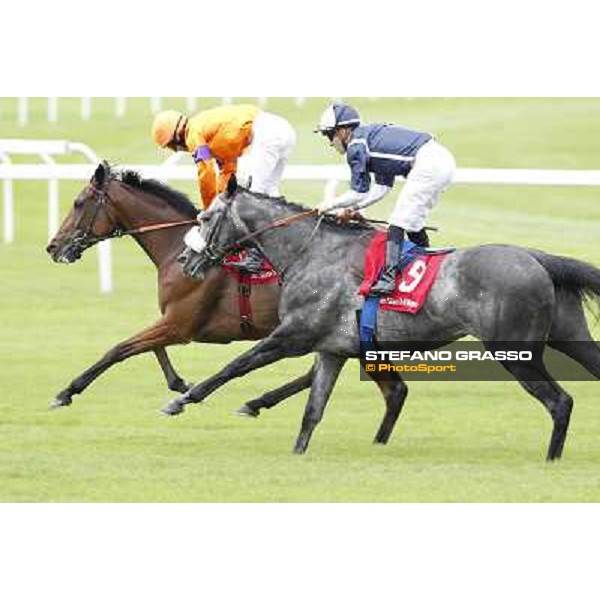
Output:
[225, 174, 238, 198]
[93, 163, 106, 186]
[93, 160, 112, 186]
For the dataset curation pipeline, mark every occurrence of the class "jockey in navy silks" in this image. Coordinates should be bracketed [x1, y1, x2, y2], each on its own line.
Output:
[315, 103, 456, 296]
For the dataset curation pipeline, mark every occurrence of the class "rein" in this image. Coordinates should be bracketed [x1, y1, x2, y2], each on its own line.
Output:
[228, 208, 318, 249]
[114, 219, 198, 238]
[199, 204, 322, 279]
[76, 180, 198, 245]
[205, 207, 318, 260]
[122, 214, 433, 244]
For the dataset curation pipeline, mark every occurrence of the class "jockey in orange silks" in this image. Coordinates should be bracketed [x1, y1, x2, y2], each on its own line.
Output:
[152, 104, 296, 273]
[152, 104, 296, 209]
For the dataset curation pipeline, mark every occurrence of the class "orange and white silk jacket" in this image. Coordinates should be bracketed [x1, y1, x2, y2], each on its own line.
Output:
[184, 104, 260, 209]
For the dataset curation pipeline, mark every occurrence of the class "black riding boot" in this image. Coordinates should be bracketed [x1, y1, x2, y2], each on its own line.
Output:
[235, 247, 264, 274]
[407, 228, 430, 248]
[370, 225, 405, 296]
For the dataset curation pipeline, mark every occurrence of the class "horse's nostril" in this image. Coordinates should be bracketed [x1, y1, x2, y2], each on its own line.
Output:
[46, 243, 56, 254]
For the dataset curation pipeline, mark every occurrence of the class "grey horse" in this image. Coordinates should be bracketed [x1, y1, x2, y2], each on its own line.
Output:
[164, 188, 600, 460]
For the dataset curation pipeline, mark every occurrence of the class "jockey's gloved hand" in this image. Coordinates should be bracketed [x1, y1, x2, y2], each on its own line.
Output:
[316, 199, 336, 215]
[335, 208, 364, 224]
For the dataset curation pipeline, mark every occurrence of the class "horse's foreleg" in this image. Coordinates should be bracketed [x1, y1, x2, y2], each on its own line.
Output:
[237, 365, 315, 418]
[154, 348, 192, 393]
[51, 320, 185, 409]
[293, 353, 347, 454]
[161, 333, 301, 416]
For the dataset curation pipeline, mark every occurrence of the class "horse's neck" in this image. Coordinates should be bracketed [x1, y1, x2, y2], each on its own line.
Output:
[115, 186, 189, 267]
[237, 199, 323, 275]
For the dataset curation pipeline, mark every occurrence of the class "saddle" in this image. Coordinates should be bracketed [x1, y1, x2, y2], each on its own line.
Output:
[347, 231, 454, 281]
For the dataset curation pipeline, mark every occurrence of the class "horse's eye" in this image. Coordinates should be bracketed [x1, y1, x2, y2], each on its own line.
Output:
[74, 198, 85, 209]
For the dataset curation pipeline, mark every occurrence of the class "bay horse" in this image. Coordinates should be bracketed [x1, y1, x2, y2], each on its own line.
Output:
[46, 162, 406, 444]
[166, 188, 600, 460]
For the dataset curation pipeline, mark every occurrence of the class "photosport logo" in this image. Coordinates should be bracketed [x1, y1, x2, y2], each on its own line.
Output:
[359, 341, 600, 381]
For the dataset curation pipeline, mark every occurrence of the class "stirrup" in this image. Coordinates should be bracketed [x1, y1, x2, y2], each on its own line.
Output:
[370, 269, 397, 296]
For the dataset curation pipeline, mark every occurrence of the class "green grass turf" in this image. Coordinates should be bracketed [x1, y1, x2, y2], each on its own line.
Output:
[1, 98, 600, 501]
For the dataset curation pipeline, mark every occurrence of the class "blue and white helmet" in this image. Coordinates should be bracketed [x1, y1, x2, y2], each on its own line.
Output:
[315, 103, 361, 136]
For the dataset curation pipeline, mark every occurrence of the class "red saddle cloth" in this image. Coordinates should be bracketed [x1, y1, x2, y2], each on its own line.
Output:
[358, 232, 450, 314]
[222, 250, 279, 285]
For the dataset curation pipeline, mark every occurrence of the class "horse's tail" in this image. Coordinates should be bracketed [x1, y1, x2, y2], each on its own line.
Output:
[526, 249, 600, 314]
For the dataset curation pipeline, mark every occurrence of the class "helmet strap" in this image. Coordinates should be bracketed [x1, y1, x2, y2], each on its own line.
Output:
[170, 115, 187, 147]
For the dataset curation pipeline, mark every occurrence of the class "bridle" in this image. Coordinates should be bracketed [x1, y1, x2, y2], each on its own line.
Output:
[68, 177, 196, 252]
[196, 196, 324, 279]
[71, 181, 121, 247]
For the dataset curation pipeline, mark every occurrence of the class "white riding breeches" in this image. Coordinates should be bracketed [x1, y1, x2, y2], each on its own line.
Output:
[237, 111, 297, 196]
[389, 140, 456, 232]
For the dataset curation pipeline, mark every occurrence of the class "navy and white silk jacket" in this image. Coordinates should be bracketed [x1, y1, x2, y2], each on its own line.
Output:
[347, 124, 432, 193]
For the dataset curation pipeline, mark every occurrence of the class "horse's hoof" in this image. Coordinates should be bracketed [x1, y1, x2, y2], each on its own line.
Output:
[236, 405, 260, 418]
[160, 401, 185, 416]
[170, 379, 193, 394]
[50, 396, 72, 409]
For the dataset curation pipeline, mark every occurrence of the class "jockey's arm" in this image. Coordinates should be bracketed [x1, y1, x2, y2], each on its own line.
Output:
[355, 183, 392, 209]
[195, 160, 218, 209]
[318, 140, 392, 214]
[194, 122, 248, 200]
[318, 184, 392, 214]
[191, 144, 218, 209]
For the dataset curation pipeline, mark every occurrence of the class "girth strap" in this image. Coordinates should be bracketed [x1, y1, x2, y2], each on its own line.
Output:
[238, 275, 254, 338]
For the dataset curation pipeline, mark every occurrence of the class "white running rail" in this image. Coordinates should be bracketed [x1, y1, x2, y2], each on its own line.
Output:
[0, 139, 113, 293]
[2, 146, 600, 294]
[13, 98, 311, 125]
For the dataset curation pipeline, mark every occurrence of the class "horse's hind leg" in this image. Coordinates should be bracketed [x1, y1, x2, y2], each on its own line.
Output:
[550, 340, 600, 380]
[154, 347, 192, 393]
[237, 359, 408, 436]
[237, 366, 315, 418]
[500, 359, 573, 461]
[548, 292, 600, 380]
[477, 263, 569, 459]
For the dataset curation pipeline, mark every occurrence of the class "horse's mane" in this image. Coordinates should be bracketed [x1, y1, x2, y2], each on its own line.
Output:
[119, 170, 200, 219]
[237, 186, 376, 232]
